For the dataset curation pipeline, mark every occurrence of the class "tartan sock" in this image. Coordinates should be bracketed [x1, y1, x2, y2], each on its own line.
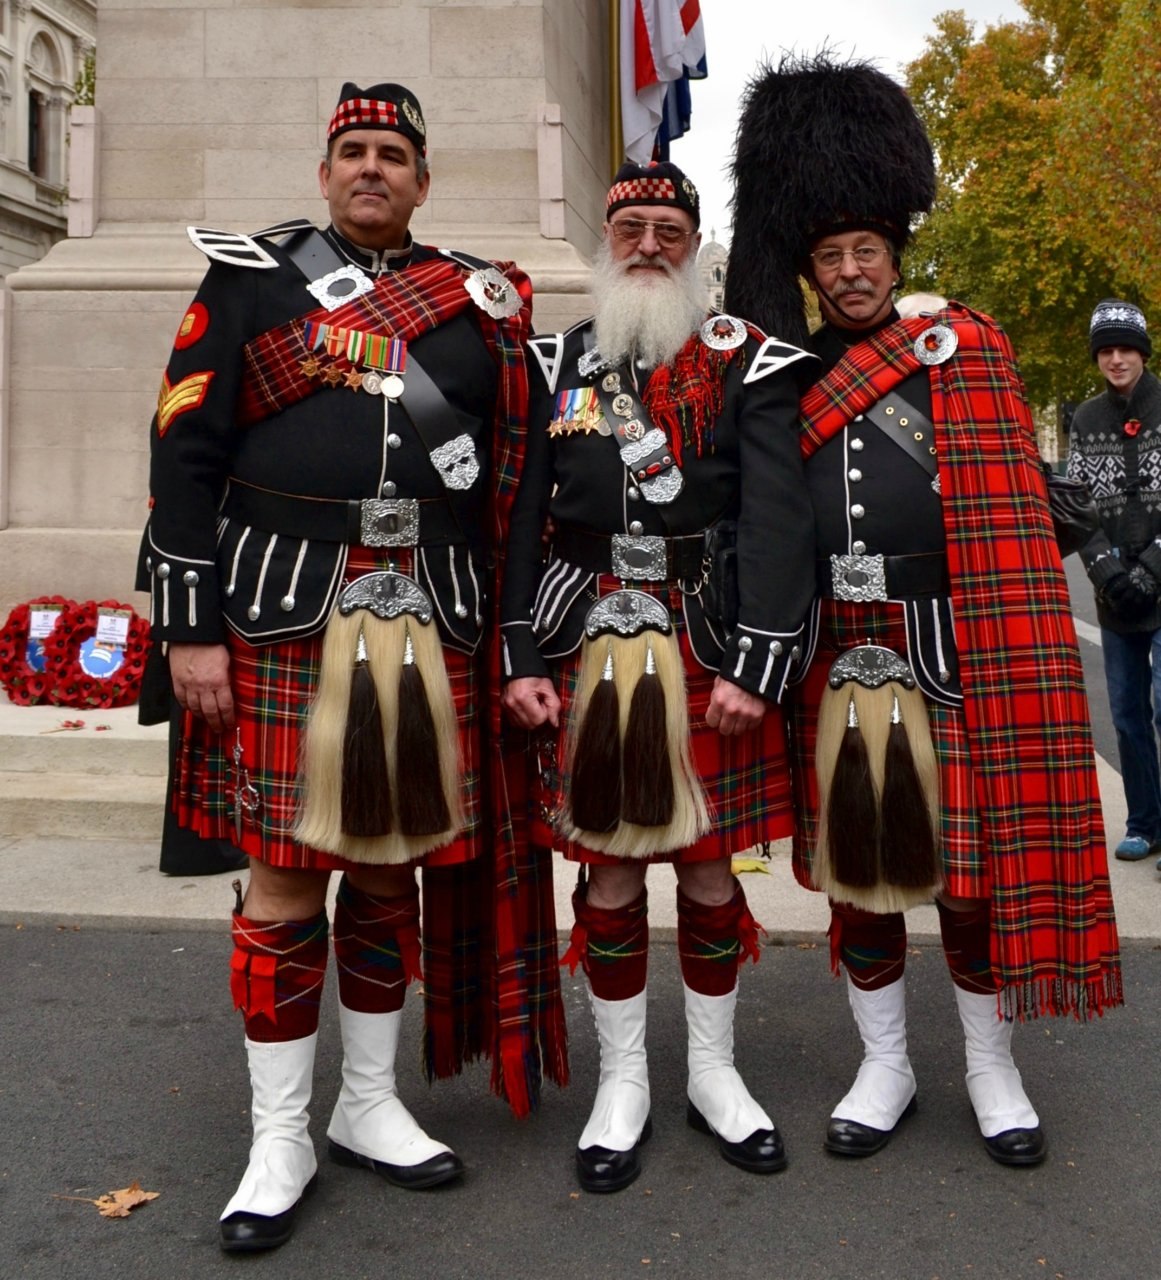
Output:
[677, 880, 762, 996]
[230, 910, 329, 1043]
[828, 903, 907, 991]
[937, 900, 996, 995]
[561, 880, 649, 1001]
[333, 875, 423, 1014]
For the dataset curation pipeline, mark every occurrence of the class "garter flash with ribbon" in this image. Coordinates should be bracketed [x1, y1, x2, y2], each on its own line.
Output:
[295, 571, 463, 864]
[813, 644, 941, 912]
[564, 590, 710, 857]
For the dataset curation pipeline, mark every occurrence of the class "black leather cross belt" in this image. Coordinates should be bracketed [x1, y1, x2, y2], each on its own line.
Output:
[553, 524, 707, 583]
[222, 478, 463, 548]
[817, 551, 949, 601]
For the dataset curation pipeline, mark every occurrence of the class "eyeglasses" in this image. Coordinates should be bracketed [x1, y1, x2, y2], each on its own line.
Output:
[810, 245, 891, 271]
[608, 218, 692, 248]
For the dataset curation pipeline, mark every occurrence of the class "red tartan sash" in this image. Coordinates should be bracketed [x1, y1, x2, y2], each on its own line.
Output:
[238, 256, 485, 425]
[800, 305, 1122, 1020]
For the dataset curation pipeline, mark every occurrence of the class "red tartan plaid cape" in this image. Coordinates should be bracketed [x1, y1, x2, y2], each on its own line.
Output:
[799, 302, 1122, 1021]
[237, 253, 569, 1110]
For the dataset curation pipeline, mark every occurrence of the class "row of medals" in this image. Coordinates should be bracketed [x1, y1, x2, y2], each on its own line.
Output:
[299, 353, 404, 401]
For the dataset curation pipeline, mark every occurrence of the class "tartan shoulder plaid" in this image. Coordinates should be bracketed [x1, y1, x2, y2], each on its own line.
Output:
[801, 303, 1122, 1020]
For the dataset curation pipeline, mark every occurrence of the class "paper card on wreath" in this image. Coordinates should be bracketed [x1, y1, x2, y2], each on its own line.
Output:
[95, 609, 131, 648]
[29, 607, 62, 639]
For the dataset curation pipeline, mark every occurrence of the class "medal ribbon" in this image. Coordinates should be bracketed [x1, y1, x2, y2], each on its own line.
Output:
[303, 320, 408, 372]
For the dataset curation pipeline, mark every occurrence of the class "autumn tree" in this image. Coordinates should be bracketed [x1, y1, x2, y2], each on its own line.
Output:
[904, 0, 1155, 414]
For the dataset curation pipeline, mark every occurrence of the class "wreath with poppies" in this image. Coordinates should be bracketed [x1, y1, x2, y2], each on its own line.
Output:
[43, 599, 152, 709]
[0, 595, 77, 706]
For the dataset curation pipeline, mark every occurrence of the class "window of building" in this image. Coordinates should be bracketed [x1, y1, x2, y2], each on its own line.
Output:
[28, 90, 44, 175]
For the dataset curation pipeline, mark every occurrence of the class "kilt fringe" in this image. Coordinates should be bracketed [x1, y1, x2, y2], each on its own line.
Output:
[814, 677, 941, 913]
[563, 626, 710, 857]
[296, 606, 463, 864]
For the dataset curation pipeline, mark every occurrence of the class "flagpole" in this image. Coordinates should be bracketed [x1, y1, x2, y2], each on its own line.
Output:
[609, 0, 623, 176]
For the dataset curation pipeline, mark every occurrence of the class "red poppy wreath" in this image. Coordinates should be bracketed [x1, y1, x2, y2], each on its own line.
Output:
[0, 595, 77, 706]
[43, 598, 152, 709]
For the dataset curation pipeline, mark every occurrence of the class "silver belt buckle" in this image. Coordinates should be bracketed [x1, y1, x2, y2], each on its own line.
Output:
[830, 552, 888, 602]
[360, 498, 420, 547]
[611, 533, 668, 581]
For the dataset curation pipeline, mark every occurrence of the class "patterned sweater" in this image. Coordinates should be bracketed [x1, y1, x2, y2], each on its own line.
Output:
[1068, 367, 1161, 632]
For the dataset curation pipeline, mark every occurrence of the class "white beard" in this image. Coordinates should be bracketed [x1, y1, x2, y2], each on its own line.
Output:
[591, 240, 708, 368]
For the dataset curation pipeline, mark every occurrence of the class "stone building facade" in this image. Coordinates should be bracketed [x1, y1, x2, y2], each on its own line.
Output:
[0, 0, 95, 278]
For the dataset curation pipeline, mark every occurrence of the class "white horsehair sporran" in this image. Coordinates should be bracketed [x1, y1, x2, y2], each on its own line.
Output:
[563, 588, 710, 857]
[296, 571, 463, 864]
[814, 644, 941, 912]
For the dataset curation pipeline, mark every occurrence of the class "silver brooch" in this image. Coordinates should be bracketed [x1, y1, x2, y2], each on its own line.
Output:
[306, 264, 374, 312]
[913, 324, 958, 365]
[465, 267, 523, 319]
[700, 314, 747, 351]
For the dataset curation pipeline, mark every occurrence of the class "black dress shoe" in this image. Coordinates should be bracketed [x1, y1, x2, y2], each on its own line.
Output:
[824, 1094, 918, 1157]
[575, 1115, 653, 1193]
[327, 1138, 465, 1188]
[983, 1125, 1046, 1166]
[687, 1102, 788, 1174]
[219, 1174, 316, 1253]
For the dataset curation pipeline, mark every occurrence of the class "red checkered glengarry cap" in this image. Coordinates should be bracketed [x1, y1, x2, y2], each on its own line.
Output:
[606, 160, 700, 228]
[327, 82, 426, 155]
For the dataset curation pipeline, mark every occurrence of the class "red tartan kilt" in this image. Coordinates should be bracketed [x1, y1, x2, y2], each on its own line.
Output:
[787, 598, 988, 899]
[174, 550, 483, 871]
[536, 580, 794, 864]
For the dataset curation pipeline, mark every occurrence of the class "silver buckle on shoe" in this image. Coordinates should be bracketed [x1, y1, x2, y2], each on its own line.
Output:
[360, 498, 420, 547]
[830, 552, 888, 602]
[611, 533, 668, 581]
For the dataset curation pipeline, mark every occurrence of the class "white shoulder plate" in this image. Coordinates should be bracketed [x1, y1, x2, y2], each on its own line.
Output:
[187, 226, 279, 270]
[743, 336, 814, 384]
[248, 217, 316, 241]
[528, 333, 565, 393]
[438, 247, 494, 274]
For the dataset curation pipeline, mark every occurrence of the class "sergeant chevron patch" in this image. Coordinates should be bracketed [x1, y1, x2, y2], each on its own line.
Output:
[157, 370, 213, 436]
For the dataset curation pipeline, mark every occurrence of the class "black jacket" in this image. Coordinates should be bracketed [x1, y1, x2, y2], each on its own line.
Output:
[499, 317, 817, 702]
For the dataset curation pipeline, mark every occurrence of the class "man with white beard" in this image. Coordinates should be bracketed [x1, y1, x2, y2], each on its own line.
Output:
[500, 162, 817, 1191]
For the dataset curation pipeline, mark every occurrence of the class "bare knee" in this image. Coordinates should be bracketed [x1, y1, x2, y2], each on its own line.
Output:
[586, 863, 648, 911]
[346, 864, 418, 899]
[243, 861, 330, 921]
[675, 857, 735, 906]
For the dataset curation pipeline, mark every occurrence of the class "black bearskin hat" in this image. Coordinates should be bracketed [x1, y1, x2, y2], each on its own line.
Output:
[725, 52, 936, 346]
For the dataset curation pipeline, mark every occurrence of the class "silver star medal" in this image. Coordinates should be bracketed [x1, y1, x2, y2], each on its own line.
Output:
[465, 267, 523, 319]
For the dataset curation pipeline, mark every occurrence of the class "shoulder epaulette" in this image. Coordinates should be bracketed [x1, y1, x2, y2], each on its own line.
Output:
[438, 247, 497, 274]
[249, 218, 317, 242]
[743, 335, 818, 384]
[187, 226, 279, 270]
[528, 333, 565, 393]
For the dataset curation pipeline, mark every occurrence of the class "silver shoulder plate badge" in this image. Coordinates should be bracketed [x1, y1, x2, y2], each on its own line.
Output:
[700, 314, 748, 351]
[914, 324, 958, 366]
[187, 226, 279, 270]
[465, 266, 523, 319]
[578, 345, 613, 379]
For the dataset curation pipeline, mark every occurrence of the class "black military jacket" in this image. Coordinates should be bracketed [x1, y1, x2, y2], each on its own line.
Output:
[143, 225, 500, 654]
[499, 317, 817, 702]
[802, 316, 962, 704]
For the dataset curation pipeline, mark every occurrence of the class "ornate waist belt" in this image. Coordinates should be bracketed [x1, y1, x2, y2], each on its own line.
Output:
[818, 552, 949, 602]
[552, 524, 707, 584]
[222, 479, 463, 549]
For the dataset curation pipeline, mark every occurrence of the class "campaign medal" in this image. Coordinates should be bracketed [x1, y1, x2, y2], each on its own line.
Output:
[301, 322, 407, 397]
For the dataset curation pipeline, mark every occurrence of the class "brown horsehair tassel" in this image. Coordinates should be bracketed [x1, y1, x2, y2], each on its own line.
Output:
[341, 624, 393, 836]
[571, 640, 622, 833]
[396, 625, 451, 836]
[621, 636, 675, 826]
[880, 692, 939, 887]
[827, 694, 879, 888]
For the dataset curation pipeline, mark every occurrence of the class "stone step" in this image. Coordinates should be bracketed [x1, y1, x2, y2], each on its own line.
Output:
[0, 769, 166, 840]
[0, 703, 167, 775]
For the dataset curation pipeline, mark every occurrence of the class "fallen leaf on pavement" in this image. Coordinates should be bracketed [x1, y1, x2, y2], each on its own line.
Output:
[54, 1180, 160, 1218]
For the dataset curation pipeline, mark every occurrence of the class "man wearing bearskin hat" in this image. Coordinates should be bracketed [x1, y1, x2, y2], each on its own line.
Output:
[141, 82, 565, 1251]
[726, 52, 1123, 1167]
[501, 161, 817, 1190]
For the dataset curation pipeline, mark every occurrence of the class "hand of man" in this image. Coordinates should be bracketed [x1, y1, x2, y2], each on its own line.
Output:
[502, 676, 562, 730]
[169, 642, 235, 733]
[705, 676, 767, 735]
[1101, 569, 1157, 623]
